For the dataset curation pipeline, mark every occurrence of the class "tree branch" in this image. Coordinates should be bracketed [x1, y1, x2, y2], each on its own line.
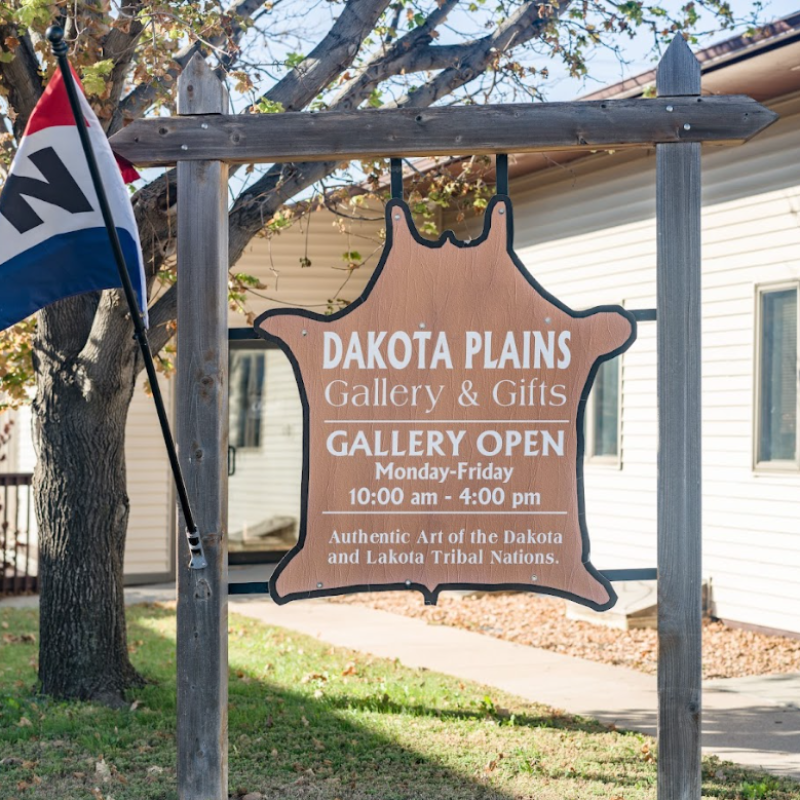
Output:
[126, 1, 390, 360]
[139, 284, 178, 363]
[327, 0, 461, 112]
[225, 0, 462, 255]
[0, 25, 43, 140]
[109, 44, 198, 135]
[390, 1, 573, 109]
[131, 168, 178, 282]
[228, 159, 338, 266]
[139, 0, 570, 359]
[100, 1, 147, 125]
[226, 1, 566, 265]
[264, 0, 393, 112]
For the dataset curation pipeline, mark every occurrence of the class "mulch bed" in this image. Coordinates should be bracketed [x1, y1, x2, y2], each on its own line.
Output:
[329, 591, 800, 680]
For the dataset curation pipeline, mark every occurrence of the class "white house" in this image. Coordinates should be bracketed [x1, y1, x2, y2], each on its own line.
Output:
[4, 14, 799, 635]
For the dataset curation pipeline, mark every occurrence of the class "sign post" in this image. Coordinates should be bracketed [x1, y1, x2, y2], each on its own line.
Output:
[656, 35, 703, 799]
[176, 55, 230, 800]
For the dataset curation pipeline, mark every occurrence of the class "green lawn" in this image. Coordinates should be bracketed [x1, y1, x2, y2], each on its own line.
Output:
[0, 604, 797, 800]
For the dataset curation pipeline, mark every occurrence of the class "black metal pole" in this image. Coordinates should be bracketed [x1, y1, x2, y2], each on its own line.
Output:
[390, 158, 403, 200]
[496, 153, 509, 196]
[46, 25, 207, 570]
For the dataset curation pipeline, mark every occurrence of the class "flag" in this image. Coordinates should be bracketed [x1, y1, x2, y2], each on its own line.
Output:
[0, 66, 148, 329]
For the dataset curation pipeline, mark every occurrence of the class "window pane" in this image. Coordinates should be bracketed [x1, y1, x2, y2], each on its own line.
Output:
[230, 351, 266, 449]
[759, 289, 798, 462]
[592, 358, 619, 457]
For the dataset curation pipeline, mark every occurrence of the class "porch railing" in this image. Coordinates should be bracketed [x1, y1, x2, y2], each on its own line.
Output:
[0, 473, 37, 596]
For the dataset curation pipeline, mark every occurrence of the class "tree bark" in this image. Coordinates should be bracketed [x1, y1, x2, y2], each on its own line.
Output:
[32, 297, 144, 704]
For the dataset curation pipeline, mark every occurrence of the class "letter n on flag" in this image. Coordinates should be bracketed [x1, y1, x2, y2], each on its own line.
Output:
[0, 67, 147, 329]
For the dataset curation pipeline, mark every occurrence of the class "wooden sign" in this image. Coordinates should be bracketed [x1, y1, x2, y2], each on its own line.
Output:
[256, 196, 636, 609]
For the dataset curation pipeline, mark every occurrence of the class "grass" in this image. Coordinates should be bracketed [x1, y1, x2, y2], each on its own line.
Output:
[0, 604, 797, 800]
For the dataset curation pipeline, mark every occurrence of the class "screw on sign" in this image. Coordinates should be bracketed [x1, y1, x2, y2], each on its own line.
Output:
[256, 195, 636, 609]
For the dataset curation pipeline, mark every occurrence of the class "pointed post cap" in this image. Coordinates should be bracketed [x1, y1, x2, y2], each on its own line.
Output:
[657, 33, 701, 96]
[178, 52, 228, 115]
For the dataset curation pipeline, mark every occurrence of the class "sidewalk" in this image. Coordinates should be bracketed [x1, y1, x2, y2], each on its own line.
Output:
[3, 580, 798, 779]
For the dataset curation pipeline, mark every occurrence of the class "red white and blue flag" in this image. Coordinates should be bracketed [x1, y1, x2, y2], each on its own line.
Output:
[0, 67, 148, 329]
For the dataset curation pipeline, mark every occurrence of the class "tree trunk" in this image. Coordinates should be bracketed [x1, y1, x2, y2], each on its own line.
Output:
[32, 296, 144, 704]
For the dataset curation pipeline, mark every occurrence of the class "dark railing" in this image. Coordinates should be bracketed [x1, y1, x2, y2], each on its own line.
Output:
[0, 473, 37, 596]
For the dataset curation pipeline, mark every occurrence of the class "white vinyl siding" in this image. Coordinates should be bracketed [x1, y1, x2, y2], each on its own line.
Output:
[123, 373, 173, 578]
[1, 405, 38, 578]
[443, 93, 800, 634]
[7, 404, 36, 473]
[0, 370, 174, 581]
[1, 393, 174, 582]
[232, 207, 384, 323]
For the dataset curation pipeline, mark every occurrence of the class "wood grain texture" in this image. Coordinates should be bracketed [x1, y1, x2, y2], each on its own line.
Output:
[176, 57, 230, 800]
[109, 95, 778, 167]
[178, 52, 229, 115]
[657, 35, 702, 97]
[656, 37, 703, 800]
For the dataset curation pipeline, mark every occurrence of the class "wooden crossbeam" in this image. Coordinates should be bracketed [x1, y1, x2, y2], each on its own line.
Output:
[110, 95, 777, 167]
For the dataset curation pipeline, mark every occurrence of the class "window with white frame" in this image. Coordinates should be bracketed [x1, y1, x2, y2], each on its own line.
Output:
[756, 284, 799, 467]
[586, 356, 620, 461]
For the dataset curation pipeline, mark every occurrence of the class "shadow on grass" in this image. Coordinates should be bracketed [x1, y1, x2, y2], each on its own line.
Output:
[1, 604, 799, 800]
[319, 692, 606, 733]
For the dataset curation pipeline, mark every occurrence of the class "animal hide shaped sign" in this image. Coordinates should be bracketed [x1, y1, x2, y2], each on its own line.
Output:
[255, 195, 636, 610]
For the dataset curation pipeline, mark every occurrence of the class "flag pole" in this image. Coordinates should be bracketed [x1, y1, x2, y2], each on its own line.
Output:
[46, 25, 207, 570]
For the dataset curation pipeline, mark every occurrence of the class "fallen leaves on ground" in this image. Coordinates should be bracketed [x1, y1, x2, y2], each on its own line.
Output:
[329, 592, 800, 679]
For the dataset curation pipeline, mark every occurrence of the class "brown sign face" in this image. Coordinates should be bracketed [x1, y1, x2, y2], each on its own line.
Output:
[256, 196, 636, 610]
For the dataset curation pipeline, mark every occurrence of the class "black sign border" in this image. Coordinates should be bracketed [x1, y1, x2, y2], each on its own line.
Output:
[254, 194, 637, 612]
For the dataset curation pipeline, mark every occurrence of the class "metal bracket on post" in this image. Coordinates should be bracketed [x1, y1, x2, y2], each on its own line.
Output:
[185, 526, 208, 570]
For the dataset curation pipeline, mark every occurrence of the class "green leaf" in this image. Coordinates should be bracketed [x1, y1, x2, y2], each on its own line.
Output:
[252, 98, 284, 114]
[617, 1, 645, 25]
[285, 52, 305, 69]
[14, 0, 52, 29]
[81, 60, 115, 96]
